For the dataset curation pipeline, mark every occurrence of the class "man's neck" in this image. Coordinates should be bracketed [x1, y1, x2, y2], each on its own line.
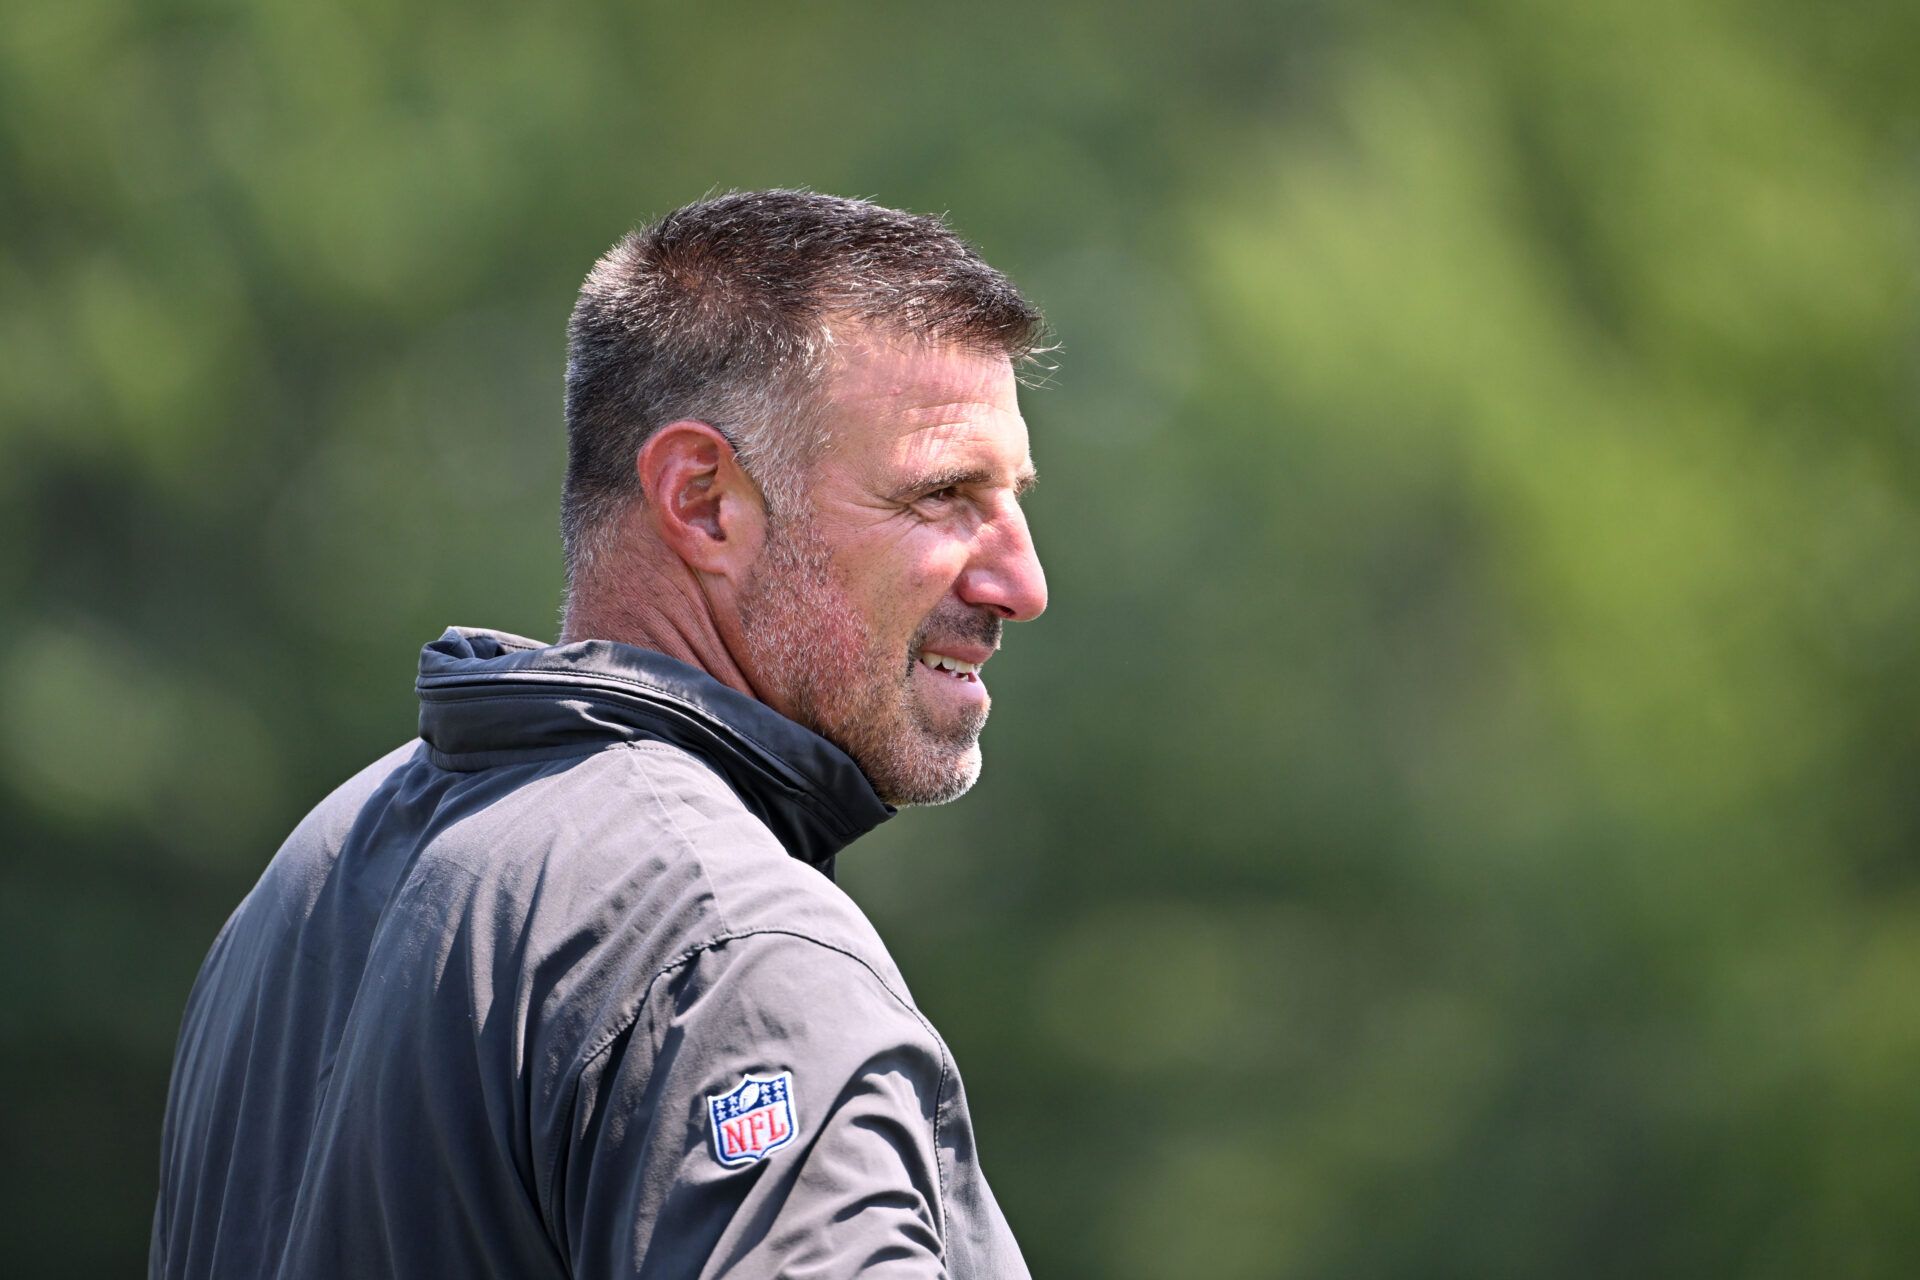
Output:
[561, 568, 761, 704]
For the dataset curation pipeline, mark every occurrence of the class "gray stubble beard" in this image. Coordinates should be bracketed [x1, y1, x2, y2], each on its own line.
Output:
[739, 511, 989, 807]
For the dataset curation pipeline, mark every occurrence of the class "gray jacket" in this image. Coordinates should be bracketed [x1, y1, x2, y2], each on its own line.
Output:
[151, 628, 1030, 1279]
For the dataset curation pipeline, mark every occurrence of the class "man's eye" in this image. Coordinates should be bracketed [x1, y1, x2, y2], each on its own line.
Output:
[920, 486, 962, 505]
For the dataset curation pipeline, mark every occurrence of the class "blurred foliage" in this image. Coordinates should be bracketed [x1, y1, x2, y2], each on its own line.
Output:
[4, 0, 1919, 1275]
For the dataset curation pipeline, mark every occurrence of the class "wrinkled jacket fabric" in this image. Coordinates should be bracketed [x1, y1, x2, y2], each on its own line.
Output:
[151, 628, 1030, 1279]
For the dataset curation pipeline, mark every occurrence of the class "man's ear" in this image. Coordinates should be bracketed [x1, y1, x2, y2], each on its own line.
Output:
[635, 420, 768, 580]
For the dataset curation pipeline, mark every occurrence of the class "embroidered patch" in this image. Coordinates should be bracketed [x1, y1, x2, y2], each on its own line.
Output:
[707, 1071, 799, 1167]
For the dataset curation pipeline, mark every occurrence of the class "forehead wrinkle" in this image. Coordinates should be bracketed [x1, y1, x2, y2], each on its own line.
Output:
[892, 417, 1034, 489]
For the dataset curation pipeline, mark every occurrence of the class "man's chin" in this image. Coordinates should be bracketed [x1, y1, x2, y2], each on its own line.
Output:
[864, 739, 983, 808]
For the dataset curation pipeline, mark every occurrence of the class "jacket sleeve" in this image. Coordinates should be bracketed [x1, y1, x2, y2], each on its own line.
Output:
[557, 930, 953, 1279]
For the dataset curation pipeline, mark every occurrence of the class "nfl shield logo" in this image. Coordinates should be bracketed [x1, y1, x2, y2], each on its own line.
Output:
[707, 1071, 799, 1167]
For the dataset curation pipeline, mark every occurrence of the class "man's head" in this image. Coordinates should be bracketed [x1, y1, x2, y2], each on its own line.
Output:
[561, 192, 1049, 805]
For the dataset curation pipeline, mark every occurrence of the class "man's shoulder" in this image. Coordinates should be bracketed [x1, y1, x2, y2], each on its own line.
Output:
[271, 733, 892, 968]
[491, 739, 923, 1087]
[583, 739, 900, 969]
[296, 738, 425, 831]
[247, 739, 424, 911]
[238, 731, 917, 1073]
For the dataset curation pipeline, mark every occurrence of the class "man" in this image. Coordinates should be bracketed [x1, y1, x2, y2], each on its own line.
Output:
[151, 191, 1048, 1278]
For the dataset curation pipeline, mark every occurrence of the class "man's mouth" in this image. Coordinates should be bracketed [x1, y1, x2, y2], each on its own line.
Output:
[915, 650, 984, 682]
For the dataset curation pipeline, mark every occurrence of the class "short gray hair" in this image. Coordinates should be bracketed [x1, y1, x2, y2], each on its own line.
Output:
[561, 190, 1047, 583]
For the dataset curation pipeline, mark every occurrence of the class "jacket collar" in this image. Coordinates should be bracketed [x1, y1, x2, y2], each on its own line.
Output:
[415, 627, 893, 872]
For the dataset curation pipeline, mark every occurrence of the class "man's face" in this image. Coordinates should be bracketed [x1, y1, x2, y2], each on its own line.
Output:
[737, 335, 1047, 806]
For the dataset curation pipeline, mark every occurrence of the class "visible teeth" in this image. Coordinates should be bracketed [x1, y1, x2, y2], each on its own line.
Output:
[917, 652, 982, 677]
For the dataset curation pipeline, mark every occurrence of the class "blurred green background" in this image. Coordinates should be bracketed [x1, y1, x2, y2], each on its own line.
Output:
[5, 0, 1920, 1274]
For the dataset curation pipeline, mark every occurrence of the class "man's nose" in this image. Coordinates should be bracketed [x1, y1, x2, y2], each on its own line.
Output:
[957, 503, 1048, 622]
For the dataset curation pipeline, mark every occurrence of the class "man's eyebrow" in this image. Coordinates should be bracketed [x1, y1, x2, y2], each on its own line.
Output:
[889, 464, 1039, 500]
